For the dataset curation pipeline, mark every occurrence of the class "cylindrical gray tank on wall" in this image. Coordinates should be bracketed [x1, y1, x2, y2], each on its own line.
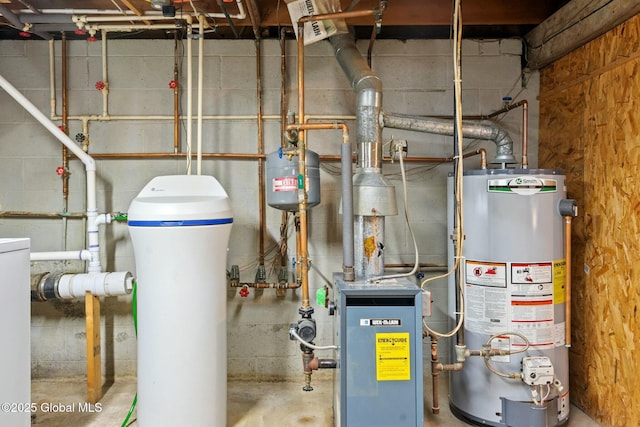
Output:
[447, 169, 570, 427]
[266, 149, 320, 211]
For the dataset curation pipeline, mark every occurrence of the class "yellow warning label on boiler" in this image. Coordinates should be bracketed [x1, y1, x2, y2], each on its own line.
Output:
[375, 332, 411, 381]
[553, 259, 566, 305]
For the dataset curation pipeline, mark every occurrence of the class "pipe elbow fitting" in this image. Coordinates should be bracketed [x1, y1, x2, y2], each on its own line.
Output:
[492, 125, 516, 164]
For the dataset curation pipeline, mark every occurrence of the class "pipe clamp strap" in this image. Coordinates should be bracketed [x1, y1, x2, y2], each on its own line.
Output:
[128, 218, 233, 227]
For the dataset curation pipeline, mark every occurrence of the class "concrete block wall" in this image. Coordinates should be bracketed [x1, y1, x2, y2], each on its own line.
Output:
[0, 37, 539, 380]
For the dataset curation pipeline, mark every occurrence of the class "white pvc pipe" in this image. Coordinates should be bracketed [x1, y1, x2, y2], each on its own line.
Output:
[86, 23, 181, 31]
[16, 9, 141, 15]
[31, 250, 92, 261]
[101, 29, 108, 117]
[86, 171, 101, 273]
[186, 17, 193, 174]
[232, 0, 247, 20]
[57, 271, 134, 299]
[0, 74, 102, 272]
[82, 14, 186, 22]
[49, 39, 56, 119]
[17, 1, 247, 19]
[95, 213, 112, 226]
[197, 14, 204, 175]
[0, 74, 94, 169]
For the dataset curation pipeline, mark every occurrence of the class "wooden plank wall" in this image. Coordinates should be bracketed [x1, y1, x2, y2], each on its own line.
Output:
[539, 13, 640, 427]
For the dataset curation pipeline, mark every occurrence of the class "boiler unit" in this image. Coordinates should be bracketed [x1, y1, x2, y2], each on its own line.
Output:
[128, 175, 233, 427]
[448, 169, 573, 426]
[333, 274, 423, 427]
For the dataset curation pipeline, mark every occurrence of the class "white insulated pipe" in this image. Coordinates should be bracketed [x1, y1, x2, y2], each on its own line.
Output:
[85, 23, 182, 32]
[197, 14, 204, 175]
[49, 39, 56, 118]
[57, 271, 134, 299]
[31, 250, 92, 261]
[101, 30, 109, 117]
[0, 75, 94, 168]
[0, 73, 102, 273]
[186, 17, 193, 174]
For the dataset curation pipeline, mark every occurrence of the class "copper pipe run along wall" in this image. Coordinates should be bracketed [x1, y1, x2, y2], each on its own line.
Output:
[0, 211, 86, 219]
[231, 282, 301, 290]
[280, 28, 288, 148]
[285, 121, 355, 280]
[564, 216, 572, 347]
[430, 336, 440, 415]
[71, 151, 482, 163]
[256, 39, 266, 265]
[61, 33, 70, 211]
[173, 31, 180, 154]
[295, 20, 310, 309]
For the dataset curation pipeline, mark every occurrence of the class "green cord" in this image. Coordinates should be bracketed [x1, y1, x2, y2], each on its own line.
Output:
[121, 280, 138, 427]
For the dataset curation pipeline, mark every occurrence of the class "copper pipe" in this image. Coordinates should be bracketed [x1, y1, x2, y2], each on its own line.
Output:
[565, 216, 572, 347]
[231, 282, 302, 289]
[522, 100, 529, 169]
[0, 211, 85, 219]
[430, 336, 440, 414]
[61, 33, 69, 211]
[256, 39, 266, 265]
[296, 21, 310, 308]
[294, 212, 302, 283]
[286, 121, 354, 278]
[486, 99, 527, 118]
[71, 151, 483, 164]
[173, 32, 180, 154]
[475, 148, 487, 169]
[280, 28, 288, 148]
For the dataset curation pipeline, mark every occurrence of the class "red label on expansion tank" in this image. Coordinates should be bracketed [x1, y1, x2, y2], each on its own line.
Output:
[272, 177, 298, 192]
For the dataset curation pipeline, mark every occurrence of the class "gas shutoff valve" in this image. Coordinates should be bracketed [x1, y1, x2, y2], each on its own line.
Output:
[522, 356, 554, 386]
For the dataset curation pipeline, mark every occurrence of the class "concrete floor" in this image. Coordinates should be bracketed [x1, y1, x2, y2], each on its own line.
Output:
[31, 376, 601, 426]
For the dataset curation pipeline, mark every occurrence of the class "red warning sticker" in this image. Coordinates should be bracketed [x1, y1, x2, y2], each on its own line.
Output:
[272, 177, 298, 192]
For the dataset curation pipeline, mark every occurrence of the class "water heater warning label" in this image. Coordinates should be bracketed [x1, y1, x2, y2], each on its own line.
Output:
[466, 261, 507, 287]
[375, 332, 411, 381]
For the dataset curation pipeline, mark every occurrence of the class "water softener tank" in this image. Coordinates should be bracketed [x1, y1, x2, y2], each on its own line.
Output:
[266, 149, 320, 211]
[128, 175, 233, 427]
[447, 169, 570, 427]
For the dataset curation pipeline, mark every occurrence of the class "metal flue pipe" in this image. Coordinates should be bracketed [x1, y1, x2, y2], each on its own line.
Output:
[382, 113, 516, 165]
[329, 32, 397, 280]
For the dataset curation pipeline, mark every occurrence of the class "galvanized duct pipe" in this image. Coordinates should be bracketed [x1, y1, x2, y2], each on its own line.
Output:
[382, 113, 516, 165]
[329, 33, 382, 169]
[329, 33, 397, 280]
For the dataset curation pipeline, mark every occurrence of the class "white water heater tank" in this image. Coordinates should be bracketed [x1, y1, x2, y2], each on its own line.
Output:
[128, 175, 233, 427]
[447, 169, 570, 426]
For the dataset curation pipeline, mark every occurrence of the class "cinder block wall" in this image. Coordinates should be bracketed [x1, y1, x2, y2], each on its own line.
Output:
[0, 37, 537, 380]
